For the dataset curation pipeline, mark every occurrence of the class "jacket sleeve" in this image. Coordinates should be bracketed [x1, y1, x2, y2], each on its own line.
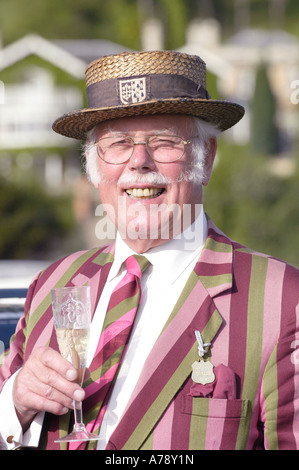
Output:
[261, 267, 299, 450]
[0, 273, 45, 449]
[0, 272, 41, 390]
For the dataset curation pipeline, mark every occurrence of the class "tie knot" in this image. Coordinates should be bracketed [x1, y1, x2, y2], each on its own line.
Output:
[125, 255, 150, 279]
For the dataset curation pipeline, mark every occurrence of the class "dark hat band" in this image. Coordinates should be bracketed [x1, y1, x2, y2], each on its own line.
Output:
[86, 73, 210, 109]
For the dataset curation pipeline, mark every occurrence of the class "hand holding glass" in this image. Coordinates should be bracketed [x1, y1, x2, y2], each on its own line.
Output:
[51, 286, 101, 443]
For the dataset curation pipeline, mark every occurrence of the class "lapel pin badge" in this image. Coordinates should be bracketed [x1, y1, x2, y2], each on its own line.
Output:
[191, 330, 215, 385]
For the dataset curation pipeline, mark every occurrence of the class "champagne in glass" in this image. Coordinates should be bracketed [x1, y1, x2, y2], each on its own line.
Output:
[51, 286, 101, 443]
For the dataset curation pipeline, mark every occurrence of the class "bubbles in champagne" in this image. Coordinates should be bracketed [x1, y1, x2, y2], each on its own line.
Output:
[56, 327, 90, 368]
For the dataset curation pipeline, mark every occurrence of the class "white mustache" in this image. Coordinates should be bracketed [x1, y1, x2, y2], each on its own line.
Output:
[117, 172, 172, 186]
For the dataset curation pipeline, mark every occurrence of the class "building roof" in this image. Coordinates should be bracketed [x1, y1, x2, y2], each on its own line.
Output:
[0, 34, 129, 77]
[53, 39, 130, 65]
[228, 28, 299, 47]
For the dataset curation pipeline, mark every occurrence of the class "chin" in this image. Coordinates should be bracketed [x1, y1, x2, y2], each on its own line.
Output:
[124, 217, 176, 243]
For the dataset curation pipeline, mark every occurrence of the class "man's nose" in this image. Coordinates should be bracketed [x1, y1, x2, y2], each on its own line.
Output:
[128, 142, 156, 171]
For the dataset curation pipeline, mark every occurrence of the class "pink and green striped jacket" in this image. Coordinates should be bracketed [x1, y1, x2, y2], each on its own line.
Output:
[1, 218, 299, 450]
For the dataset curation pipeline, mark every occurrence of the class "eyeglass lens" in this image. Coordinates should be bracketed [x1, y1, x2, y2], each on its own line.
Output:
[97, 135, 188, 164]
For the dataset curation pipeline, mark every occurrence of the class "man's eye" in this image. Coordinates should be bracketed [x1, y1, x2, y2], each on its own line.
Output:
[151, 138, 178, 147]
[109, 138, 131, 147]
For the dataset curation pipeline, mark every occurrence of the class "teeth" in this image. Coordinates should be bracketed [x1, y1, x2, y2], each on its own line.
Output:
[126, 187, 163, 198]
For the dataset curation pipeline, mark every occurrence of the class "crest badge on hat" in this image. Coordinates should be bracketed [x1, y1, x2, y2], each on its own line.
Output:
[119, 78, 147, 105]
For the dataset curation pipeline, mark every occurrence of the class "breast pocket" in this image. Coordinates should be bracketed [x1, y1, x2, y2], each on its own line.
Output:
[181, 396, 251, 450]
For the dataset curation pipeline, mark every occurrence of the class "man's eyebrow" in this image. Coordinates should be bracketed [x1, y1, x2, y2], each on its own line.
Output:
[101, 128, 177, 137]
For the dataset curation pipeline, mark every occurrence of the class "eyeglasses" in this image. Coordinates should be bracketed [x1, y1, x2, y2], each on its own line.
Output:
[95, 135, 199, 165]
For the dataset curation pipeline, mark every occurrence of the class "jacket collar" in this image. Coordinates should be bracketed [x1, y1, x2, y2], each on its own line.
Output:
[195, 216, 233, 297]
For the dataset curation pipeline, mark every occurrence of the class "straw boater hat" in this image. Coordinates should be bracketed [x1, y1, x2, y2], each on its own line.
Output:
[52, 50, 245, 140]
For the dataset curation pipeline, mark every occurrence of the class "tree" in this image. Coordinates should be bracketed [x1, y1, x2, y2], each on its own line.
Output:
[251, 63, 280, 155]
[204, 140, 299, 267]
[0, 176, 75, 259]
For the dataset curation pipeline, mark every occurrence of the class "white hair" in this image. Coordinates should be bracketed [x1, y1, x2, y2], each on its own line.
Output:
[83, 117, 220, 186]
[83, 128, 100, 186]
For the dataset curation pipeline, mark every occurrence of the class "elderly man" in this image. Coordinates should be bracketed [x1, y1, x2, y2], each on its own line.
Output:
[0, 51, 298, 450]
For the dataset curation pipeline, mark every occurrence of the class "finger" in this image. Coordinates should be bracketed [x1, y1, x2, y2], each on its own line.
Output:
[29, 351, 85, 402]
[13, 362, 85, 421]
[29, 368, 85, 408]
[15, 347, 85, 408]
[36, 347, 78, 381]
[13, 369, 69, 425]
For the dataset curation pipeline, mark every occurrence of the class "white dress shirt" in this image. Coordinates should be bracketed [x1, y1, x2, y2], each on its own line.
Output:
[0, 208, 207, 450]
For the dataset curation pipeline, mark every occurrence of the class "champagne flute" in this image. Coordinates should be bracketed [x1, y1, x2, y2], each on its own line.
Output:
[51, 286, 101, 443]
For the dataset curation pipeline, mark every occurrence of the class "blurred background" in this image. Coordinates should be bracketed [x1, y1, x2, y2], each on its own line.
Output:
[0, 0, 299, 270]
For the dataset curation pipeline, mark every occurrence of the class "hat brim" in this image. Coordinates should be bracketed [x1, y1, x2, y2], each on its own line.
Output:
[52, 98, 245, 140]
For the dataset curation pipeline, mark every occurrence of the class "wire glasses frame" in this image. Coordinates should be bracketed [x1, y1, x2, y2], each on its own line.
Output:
[95, 135, 199, 165]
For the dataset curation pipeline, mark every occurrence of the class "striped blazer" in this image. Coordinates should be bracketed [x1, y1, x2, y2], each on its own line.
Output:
[1, 218, 299, 450]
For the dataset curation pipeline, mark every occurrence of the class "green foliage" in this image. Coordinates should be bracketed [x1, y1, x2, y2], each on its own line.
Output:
[0, 176, 75, 259]
[204, 141, 299, 267]
[1, 0, 141, 49]
[2, 0, 297, 50]
[157, 0, 188, 49]
[251, 64, 280, 155]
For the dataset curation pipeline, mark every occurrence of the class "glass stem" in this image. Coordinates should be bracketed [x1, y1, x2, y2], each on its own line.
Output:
[73, 400, 85, 432]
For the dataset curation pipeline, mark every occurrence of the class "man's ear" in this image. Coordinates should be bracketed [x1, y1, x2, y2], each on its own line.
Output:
[202, 137, 217, 186]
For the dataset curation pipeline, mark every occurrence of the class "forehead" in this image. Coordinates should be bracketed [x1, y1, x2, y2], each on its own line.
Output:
[95, 114, 195, 138]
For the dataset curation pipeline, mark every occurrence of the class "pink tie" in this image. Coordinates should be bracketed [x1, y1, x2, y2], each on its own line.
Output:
[69, 254, 149, 450]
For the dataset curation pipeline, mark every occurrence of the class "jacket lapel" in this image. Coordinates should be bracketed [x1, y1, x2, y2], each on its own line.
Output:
[108, 219, 234, 450]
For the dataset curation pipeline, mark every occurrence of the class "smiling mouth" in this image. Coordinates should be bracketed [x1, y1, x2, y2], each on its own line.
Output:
[125, 187, 165, 199]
